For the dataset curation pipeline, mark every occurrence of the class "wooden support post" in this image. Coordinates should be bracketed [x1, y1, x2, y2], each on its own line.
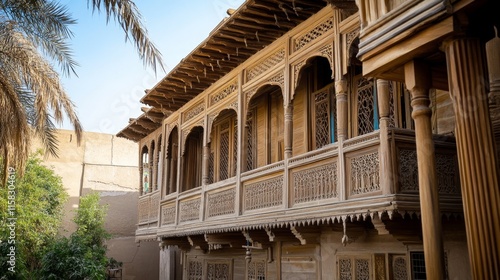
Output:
[404, 60, 445, 280]
[444, 37, 500, 279]
[284, 103, 293, 159]
[202, 145, 210, 185]
[376, 79, 394, 194]
[335, 79, 348, 141]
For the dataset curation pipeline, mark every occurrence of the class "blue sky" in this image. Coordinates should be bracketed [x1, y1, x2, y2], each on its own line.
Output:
[58, 0, 245, 134]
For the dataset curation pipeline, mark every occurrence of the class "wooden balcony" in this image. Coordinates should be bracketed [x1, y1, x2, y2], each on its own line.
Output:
[137, 129, 461, 238]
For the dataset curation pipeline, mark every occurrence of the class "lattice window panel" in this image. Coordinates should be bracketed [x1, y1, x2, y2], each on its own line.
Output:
[207, 262, 230, 280]
[233, 121, 238, 176]
[357, 78, 375, 135]
[188, 260, 203, 280]
[208, 148, 214, 185]
[206, 188, 236, 218]
[293, 162, 338, 204]
[391, 255, 408, 280]
[219, 130, 230, 180]
[246, 112, 255, 171]
[244, 176, 283, 211]
[248, 260, 266, 280]
[338, 257, 371, 280]
[314, 88, 331, 149]
[350, 151, 380, 195]
[388, 81, 396, 128]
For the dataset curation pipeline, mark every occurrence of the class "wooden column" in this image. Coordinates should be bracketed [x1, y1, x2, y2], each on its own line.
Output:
[444, 37, 500, 279]
[202, 144, 210, 185]
[376, 79, 394, 194]
[404, 60, 445, 279]
[284, 103, 293, 159]
[335, 79, 348, 141]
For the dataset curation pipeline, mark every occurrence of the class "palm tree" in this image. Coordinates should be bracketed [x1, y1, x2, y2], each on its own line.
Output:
[0, 0, 164, 178]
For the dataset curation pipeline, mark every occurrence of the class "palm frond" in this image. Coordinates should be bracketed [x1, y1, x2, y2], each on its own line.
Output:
[89, 0, 165, 73]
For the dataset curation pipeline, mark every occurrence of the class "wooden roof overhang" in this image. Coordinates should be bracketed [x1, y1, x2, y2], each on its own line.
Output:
[118, 0, 357, 141]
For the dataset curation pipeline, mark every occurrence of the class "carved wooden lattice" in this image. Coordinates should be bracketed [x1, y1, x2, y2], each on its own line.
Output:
[293, 162, 338, 204]
[207, 188, 236, 218]
[246, 112, 255, 171]
[208, 147, 214, 184]
[138, 198, 150, 224]
[314, 88, 331, 148]
[149, 192, 160, 221]
[184, 102, 204, 122]
[188, 260, 203, 280]
[375, 254, 386, 280]
[247, 48, 285, 82]
[207, 263, 230, 280]
[220, 130, 230, 180]
[399, 149, 460, 195]
[179, 199, 201, 222]
[388, 81, 396, 127]
[244, 176, 283, 211]
[294, 16, 334, 51]
[350, 151, 380, 195]
[248, 260, 266, 280]
[356, 259, 370, 280]
[392, 256, 408, 280]
[339, 259, 352, 280]
[233, 121, 238, 176]
[161, 204, 176, 225]
[210, 82, 237, 106]
[357, 78, 375, 135]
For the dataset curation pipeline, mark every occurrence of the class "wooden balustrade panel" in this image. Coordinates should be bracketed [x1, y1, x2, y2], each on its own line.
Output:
[206, 188, 236, 218]
[347, 150, 381, 197]
[243, 175, 283, 211]
[291, 161, 338, 205]
[149, 192, 160, 222]
[138, 197, 150, 224]
[161, 204, 176, 226]
[179, 198, 201, 223]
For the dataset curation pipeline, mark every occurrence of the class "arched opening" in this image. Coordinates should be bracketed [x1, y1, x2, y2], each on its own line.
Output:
[149, 140, 155, 191]
[293, 56, 335, 155]
[141, 145, 149, 195]
[246, 84, 284, 171]
[182, 126, 204, 192]
[209, 109, 238, 184]
[166, 127, 178, 194]
[156, 135, 163, 191]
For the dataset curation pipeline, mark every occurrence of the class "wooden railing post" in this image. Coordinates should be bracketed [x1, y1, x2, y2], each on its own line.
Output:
[377, 79, 394, 194]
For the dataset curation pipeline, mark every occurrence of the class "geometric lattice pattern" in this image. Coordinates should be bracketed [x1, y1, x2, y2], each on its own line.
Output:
[392, 256, 408, 280]
[350, 151, 380, 195]
[246, 112, 255, 171]
[207, 262, 230, 280]
[339, 258, 353, 280]
[248, 260, 266, 280]
[355, 259, 370, 280]
[314, 88, 331, 149]
[357, 78, 375, 135]
[293, 162, 338, 204]
[219, 130, 230, 181]
[294, 16, 334, 51]
[188, 260, 203, 280]
[374, 254, 386, 280]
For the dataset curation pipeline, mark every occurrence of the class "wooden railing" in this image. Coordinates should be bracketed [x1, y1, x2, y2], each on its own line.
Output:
[138, 129, 460, 236]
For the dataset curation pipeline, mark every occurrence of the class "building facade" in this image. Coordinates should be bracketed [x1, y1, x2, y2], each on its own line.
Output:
[118, 0, 499, 279]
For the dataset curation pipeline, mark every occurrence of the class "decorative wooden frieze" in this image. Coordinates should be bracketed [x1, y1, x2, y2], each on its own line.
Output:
[294, 16, 334, 51]
[206, 188, 236, 218]
[183, 102, 204, 122]
[292, 162, 338, 205]
[179, 198, 201, 222]
[246, 48, 285, 82]
[243, 176, 283, 211]
[350, 151, 380, 195]
[161, 204, 176, 226]
[399, 149, 460, 195]
[209, 81, 238, 106]
[188, 259, 203, 280]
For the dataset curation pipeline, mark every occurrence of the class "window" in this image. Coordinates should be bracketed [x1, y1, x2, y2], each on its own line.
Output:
[182, 126, 203, 191]
[141, 145, 149, 195]
[338, 256, 371, 280]
[166, 127, 178, 194]
[410, 252, 426, 280]
[210, 110, 238, 183]
[248, 260, 266, 280]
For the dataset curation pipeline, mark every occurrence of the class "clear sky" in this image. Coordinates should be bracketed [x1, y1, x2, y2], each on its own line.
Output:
[58, 0, 245, 135]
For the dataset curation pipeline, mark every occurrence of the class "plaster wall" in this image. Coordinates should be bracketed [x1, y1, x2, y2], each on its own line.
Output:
[34, 129, 158, 280]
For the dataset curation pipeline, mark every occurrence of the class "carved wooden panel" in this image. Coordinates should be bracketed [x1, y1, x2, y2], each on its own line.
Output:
[188, 259, 203, 280]
[339, 258, 353, 280]
[314, 88, 331, 148]
[150, 192, 160, 222]
[206, 188, 236, 218]
[244, 176, 283, 211]
[391, 255, 408, 280]
[357, 78, 375, 136]
[210, 81, 237, 106]
[374, 254, 386, 280]
[356, 259, 370, 280]
[294, 16, 334, 51]
[292, 162, 338, 205]
[338, 256, 372, 280]
[179, 198, 201, 222]
[248, 260, 266, 280]
[207, 262, 231, 280]
[398, 149, 419, 193]
[161, 204, 176, 226]
[349, 151, 380, 196]
[183, 102, 204, 122]
[138, 197, 150, 224]
[246, 48, 285, 82]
